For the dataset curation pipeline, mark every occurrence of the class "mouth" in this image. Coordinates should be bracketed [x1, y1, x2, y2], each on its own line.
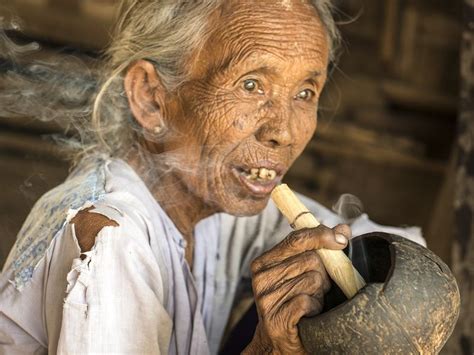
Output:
[231, 162, 285, 197]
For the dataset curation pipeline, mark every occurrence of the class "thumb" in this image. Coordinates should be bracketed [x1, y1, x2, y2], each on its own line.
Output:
[315, 224, 350, 250]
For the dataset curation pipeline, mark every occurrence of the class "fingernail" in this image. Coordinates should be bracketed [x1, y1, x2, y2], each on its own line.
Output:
[335, 233, 347, 245]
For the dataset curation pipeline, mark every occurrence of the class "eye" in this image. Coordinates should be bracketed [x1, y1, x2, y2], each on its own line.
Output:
[295, 89, 315, 101]
[243, 79, 257, 91]
[242, 79, 264, 94]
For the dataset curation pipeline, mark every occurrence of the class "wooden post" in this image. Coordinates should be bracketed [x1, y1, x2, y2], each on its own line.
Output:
[444, 1, 474, 353]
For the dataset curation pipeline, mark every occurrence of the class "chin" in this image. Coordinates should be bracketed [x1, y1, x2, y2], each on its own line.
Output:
[218, 194, 270, 217]
[209, 166, 282, 216]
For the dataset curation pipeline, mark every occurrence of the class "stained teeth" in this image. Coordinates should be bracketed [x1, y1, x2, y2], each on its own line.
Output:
[268, 170, 276, 180]
[244, 167, 277, 181]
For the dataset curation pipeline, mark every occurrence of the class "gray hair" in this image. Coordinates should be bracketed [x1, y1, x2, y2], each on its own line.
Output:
[91, 0, 340, 160]
[0, 1, 340, 163]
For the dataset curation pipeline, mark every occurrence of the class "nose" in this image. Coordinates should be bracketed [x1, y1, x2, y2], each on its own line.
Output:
[255, 106, 293, 148]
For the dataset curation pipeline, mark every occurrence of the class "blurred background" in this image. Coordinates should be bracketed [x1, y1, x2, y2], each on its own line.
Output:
[0, 0, 471, 353]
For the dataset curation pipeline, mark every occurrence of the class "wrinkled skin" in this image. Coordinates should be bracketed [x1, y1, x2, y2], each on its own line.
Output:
[246, 224, 350, 354]
[124, 0, 351, 353]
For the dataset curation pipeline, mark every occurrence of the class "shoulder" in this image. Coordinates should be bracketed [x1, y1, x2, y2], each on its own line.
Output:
[3, 156, 154, 289]
[70, 206, 119, 254]
[3, 157, 108, 286]
[58, 198, 170, 354]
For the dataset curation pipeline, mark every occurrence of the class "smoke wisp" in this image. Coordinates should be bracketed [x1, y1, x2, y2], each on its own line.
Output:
[0, 17, 100, 149]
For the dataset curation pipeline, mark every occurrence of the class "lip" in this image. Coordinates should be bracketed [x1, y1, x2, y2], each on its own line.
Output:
[231, 161, 286, 197]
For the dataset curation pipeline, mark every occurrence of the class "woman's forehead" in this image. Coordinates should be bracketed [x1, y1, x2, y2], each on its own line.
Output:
[189, 0, 329, 80]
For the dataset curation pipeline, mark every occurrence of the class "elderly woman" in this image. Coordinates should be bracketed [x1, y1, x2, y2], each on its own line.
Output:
[0, 0, 424, 354]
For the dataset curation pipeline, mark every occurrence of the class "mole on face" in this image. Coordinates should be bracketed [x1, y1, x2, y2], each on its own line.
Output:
[162, 0, 329, 216]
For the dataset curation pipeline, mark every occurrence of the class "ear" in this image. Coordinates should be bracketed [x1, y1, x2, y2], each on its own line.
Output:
[124, 59, 167, 132]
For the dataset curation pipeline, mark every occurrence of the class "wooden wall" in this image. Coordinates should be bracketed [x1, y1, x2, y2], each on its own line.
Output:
[0, 0, 461, 269]
[287, 0, 460, 265]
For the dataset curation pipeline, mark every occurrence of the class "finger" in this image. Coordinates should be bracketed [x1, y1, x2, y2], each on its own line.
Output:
[332, 223, 352, 240]
[258, 270, 324, 311]
[260, 295, 320, 353]
[252, 250, 322, 294]
[251, 225, 348, 272]
[280, 294, 323, 328]
[319, 264, 331, 293]
[311, 289, 326, 316]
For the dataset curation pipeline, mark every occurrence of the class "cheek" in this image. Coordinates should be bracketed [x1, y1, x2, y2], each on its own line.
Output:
[290, 109, 318, 153]
[185, 85, 263, 144]
[229, 103, 266, 134]
[173, 88, 246, 180]
[304, 117, 317, 140]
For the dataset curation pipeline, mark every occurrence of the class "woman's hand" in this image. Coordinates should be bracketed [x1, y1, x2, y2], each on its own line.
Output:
[243, 224, 351, 355]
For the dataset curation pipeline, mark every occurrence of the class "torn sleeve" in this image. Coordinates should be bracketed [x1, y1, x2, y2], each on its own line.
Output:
[57, 208, 172, 354]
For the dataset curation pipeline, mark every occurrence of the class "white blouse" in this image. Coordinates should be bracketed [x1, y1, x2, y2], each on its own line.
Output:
[0, 156, 425, 354]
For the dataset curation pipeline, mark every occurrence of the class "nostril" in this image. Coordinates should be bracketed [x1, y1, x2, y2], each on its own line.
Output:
[264, 100, 273, 109]
[269, 139, 279, 147]
[255, 122, 292, 148]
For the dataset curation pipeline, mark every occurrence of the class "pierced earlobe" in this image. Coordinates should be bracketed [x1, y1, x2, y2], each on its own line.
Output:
[153, 125, 163, 135]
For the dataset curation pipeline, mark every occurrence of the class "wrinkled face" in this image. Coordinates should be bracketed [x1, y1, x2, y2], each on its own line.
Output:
[163, 0, 329, 216]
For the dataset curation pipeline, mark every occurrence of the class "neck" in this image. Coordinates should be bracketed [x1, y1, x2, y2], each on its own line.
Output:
[153, 173, 215, 237]
[126, 151, 216, 264]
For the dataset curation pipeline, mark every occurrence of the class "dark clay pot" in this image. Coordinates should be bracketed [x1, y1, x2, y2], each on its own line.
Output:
[299, 232, 460, 354]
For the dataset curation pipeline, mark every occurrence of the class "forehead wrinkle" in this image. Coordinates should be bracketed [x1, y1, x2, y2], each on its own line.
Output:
[214, 37, 257, 77]
[214, 42, 325, 82]
[211, 31, 326, 81]
[216, 17, 327, 67]
[222, 0, 321, 24]
[220, 21, 326, 46]
[195, 0, 328, 83]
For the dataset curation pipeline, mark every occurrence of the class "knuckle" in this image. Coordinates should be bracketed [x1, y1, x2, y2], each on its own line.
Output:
[252, 271, 264, 285]
[305, 250, 321, 268]
[296, 294, 323, 317]
[316, 224, 333, 237]
[304, 271, 323, 293]
[290, 271, 318, 294]
[311, 270, 324, 286]
[250, 258, 263, 274]
[257, 294, 274, 312]
[295, 252, 309, 268]
[286, 228, 309, 247]
[253, 272, 274, 295]
[306, 269, 321, 282]
[321, 274, 331, 293]
[300, 250, 313, 264]
[295, 294, 313, 311]
[317, 226, 337, 244]
[334, 223, 352, 237]
[283, 235, 297, 250]
[252, 275, 264, 294]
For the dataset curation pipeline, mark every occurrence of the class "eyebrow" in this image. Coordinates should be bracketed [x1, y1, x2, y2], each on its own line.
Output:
[227, 65, 275, 86]
[244, 66, 278, 77]
[214, 53, 274, 78]
[213, 50, 324, 84]
[237, 67, 322, 80]
[306, 70, 322, 80]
